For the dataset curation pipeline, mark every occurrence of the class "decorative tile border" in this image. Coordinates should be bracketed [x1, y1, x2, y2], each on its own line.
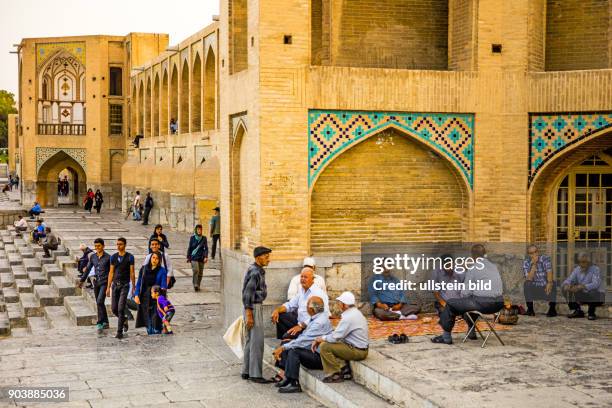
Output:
[36, 41, 86, 69]
[36, 147, 86, 173]
[308, 110, 474, 188]
[529, 112, 612, 184]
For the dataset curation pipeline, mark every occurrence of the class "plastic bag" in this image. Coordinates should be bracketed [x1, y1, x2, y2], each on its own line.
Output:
[223, 315, 244, 359]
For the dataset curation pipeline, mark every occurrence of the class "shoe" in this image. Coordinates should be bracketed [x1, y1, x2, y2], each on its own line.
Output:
[241, 374, 249, 380]
[340, 365, 353, 380]
[278, 383, 302, 393]
[546, 309, 557, 317]
[43, 254, 51, 258]
[123, 320, 129, 332]
[249, 377, 274, 384]
[96, 323, 103, 334]
[567, 310, 585, 319]
[399, 333, 409, 344]
[194, 286, 200, 292]
[275, 378, 290, 388]
[115, 332, 123, 339]
[431, 335, 453, 345]
[388, 334, 400, 344]
[165, 331, 174, 335]
[102, 323, 110, 329]
[322, 373, 344, 383]
[587, 314, 597, 321]
[526, 310, 535, 316]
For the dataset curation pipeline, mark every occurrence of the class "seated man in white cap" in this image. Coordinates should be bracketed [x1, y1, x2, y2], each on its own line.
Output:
[287, 257, 326, 300]
[312, 291, 369, 383]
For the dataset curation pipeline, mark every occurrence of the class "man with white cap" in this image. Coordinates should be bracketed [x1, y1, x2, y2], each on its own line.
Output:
[287, 257, 326, 300]
[311, 291, 369, 383]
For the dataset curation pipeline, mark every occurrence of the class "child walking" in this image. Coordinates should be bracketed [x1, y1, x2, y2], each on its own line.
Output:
[152, 285, 175, 334]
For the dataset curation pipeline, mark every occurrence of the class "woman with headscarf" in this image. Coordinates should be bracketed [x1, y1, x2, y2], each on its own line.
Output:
[94, 189, 104, 214]
[149, 224, 169, 253]
[134, 252, 168, 334]
[186, 224, 208, 292]
[83, 188, 94, 213]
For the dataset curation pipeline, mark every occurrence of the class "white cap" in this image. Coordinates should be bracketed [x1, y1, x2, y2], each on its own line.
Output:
[79, 243, 87, 250]
[303, 257, 316, 268]
[336, 291, 355, 306]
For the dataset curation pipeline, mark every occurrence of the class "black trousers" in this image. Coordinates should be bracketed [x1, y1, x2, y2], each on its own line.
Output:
[277, 348, 323, 381]
[563, 288, 605, 315]
[142, 207, 152, 225]
[111, 282, 130, 333]
[43, 243, 58, 256]
[438, 296, 504, 333]
[211, 234, 220, 259]
[276, 310, 298, 340]
[94, 282, 109, 325]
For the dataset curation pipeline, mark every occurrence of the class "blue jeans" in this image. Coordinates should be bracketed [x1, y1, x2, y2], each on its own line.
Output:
[145, 305, 161, 335]
[133, 209, 141, 221]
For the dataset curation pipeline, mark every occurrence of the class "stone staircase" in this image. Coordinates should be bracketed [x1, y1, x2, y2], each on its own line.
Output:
[0, 225, 96, 337]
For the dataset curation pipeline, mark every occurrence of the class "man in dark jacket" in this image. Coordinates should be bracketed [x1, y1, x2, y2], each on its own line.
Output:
[77, 238, 111, 334]
[142, 193, 154, 226]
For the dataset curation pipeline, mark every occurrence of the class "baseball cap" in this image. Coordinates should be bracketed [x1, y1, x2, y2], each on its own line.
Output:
[303, 257, 316, 268]
[336, 291, 355, 306]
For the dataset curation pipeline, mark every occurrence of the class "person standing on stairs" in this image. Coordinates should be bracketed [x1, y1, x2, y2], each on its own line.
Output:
[77, 238, 111, 334]
[106, 237, 135, 339]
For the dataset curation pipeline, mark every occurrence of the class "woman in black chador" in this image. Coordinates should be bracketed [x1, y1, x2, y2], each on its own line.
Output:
[134, 252, 167, 334]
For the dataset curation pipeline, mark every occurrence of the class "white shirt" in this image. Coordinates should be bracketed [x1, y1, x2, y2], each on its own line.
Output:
[141, 252, 173, 276]
[283, 284, 329, 325]
[287, 274, 326, 300]
[323, 306, 369, 349]
[14, 218, 28, 228]
[133, 195, 141, 207]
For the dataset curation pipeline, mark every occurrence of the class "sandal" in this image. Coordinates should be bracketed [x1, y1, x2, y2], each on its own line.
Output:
[322, 373, 344, 383]
[270, 374, 284, 383]
[399, 333, 409, 344]
[388, 334, 401, 344]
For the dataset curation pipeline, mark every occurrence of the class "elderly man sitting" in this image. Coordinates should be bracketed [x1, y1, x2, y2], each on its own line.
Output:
[312, 292, 369, 383]
[562, 252, 606, 320]
[287, 257, 326, 300]
[272, 268, 328, 340]
[369, 267, 420, 320]
[431, 254, 465, 313]
[431, 245, 504, 345]
[523, 244, 557, 317]
[272, 296, 332, 393]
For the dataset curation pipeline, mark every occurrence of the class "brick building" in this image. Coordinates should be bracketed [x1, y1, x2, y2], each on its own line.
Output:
[9, 1, 612, 325]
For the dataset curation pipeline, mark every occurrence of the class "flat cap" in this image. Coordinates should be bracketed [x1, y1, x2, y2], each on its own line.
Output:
[253, 246, 272, 258]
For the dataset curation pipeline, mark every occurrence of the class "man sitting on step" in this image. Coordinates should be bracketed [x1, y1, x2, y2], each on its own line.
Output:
[31, 219, 46, 244]
[42, 227, 59, 258]
[562, 252, 606, 320]
[13, 215, 28, 235]
[369, 265, 420, 320]
[28, 201, 42, 219]
[272, 296, 332, 393]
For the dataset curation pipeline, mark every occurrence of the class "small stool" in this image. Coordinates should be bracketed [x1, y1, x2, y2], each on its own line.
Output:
[462, 311, 505, 348]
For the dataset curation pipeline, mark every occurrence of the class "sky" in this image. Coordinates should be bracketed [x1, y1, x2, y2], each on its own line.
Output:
[0, 0, 220, 98]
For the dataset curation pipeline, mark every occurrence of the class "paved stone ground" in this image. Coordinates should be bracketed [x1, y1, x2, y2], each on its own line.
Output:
[0, 206, 322, 408]
[364, 313, 611, 408]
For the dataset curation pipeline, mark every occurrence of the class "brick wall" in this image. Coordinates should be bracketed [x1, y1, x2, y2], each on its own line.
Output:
[545, 0, 610, 71]
[321, 0, 448, 70]
[310, 130, 468, 253]
[229, 0, 248, 73]
[528, 0, 546, 71]
[449, 0, 476, 71]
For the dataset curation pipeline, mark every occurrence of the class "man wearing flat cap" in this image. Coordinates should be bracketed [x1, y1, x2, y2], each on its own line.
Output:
[241, 246, 273, 383]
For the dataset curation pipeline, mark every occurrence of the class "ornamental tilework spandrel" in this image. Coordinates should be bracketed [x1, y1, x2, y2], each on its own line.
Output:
[36, 147, 86, 174]
[308, 110, 475, 188]
[529, 112, 612, 184]
[36, 42, 86, 69]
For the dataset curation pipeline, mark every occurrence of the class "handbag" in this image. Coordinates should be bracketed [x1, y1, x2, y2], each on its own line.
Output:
[168, 276, 176, 289]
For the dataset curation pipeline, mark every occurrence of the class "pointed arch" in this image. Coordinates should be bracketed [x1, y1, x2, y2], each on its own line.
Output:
[131, 82, 138, 137]
[203, 46, 216, 130]
[179, 59, 189, 133]
[170, 64, 178, 133]
[153, 73, 160, 137]
[231, 122, 249, 250]
[36, 150, 87, 207]
[138, 80, 144, 135]
[160, 69, 168, 135]
[191, 53, 202, 132]
[145, 77, 152, 137]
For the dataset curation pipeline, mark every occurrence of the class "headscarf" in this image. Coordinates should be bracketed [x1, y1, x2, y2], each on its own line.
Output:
[191, 224, 203, 258]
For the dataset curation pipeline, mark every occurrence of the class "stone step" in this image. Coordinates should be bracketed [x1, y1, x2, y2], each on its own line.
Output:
[82, 286, 113, 315]
[57, 256, 76, 271]
[64, 267, 81, 285]
[20, 293, 43, 317]
[0, 310, 10, 336]
[51, 275, 76, 297]
[3, 237, 14, 245]
[0, 272, 14, 287]
[0, 249, 6, 259]
[27, 316, 49, 334]
[34, 285, 63, 307]
[7, 253, 22, 265]
[0, 260, 11, 273]
[2, 287, 19, 303]
[23, 258, 42, 272]
[64, 296, 96, 326]
[6, 302, 26, 328]
[44, 306, 73, 329]
[42, 263, 63, 279]
[15, 279, 33, 293]
[17, 245, 34, 258]
[28, 271, 47, 285]
[4, 244, 17, 253]
[35, 251, 57, 265]
[263, 341, 393, 408]
[11, 266, 28, 280]
[0, 297, 4, 312]
[13, 238, 27, 247]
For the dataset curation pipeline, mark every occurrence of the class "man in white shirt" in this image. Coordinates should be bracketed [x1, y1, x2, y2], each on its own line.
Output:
[287, 257, 326, 300]
[132, 191, 142, 221]
[272, 268, 329, 340]
[14, 215, 28, 234]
